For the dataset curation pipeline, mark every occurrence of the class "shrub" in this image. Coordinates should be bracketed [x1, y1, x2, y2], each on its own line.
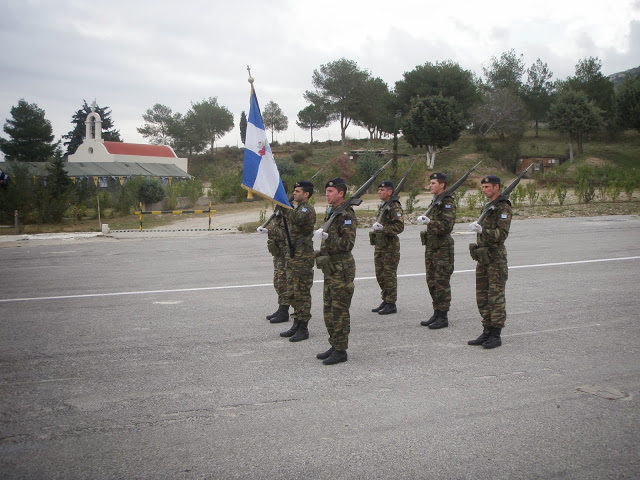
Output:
[555, 183, 568, 206]
[525, 182, 539, 206]
[540, 189, 556, 206]
[405, 188, 420, 214]
[575, 178, 596, 204]
[291, 150, 306, 163]
[511, 184, 526, 207]
[138, 178, 166, 204]
[607, 180, 622, 202]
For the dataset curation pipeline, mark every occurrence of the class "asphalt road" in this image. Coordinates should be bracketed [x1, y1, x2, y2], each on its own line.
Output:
[1, 215, 639, 479]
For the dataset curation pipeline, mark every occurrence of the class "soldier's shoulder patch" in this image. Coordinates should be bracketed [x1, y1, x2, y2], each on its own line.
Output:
[445, 204, 452, 209]
[396, 212, 402, 217]
[501, 213, 508, 219]
[344, 219, 352, 225]
[301, 207, 307, 212]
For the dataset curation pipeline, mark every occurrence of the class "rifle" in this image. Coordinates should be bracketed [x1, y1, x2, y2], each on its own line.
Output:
[315, 158, 393, 239]
[421, 161, 482, 219]
[474, 163, 534, 225]
[373, 160, 416, 227]
[258, 165, 326, 230]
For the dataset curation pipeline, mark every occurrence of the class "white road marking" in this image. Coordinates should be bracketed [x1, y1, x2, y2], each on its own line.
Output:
[1, 256, 639, 304]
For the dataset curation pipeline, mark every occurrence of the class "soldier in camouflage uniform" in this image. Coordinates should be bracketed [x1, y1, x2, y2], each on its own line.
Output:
[314, 178, 356, 365]
[370, 180, 404, 315]
[279, 181, 316, 342]
[417, 172, 456, 329]
[468, 175, 512, 349]
[260, 201, 291, 324]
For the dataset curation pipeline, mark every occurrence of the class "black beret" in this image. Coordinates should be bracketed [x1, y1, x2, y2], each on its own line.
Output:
[378, 180, 394, 189]
[294, 180, 314, 188]
[429, 172, 447, 182]
[325, 177, 347, 188]
[481, 175, 501, 185]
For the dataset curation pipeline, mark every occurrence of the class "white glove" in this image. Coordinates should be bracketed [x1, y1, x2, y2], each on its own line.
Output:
[257, 226, 268, 234]
[469, 222, 482, 233]
[315, 228, 329, 240]
[372, 222, 383, 231]
[417, 215, 430, 225]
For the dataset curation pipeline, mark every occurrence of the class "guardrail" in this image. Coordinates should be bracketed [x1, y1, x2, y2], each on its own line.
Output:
[134, 202, 217, 231]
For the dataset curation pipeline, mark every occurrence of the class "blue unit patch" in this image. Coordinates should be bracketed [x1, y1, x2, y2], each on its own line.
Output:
[397, 212, 402, 216]
[501, 213, 508, 219]
[301, 207, 307, 212]
[344, 219, 352, 225]
[445, 204, 452, 209]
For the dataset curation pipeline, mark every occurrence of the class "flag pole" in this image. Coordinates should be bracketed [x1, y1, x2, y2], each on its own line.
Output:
[246, 65, 255, 200]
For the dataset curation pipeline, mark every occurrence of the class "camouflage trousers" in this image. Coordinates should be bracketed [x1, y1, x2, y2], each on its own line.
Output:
[374, 243, 400, 303]
[272, 251, 289, 305]
[286, 253, 314, 323]
[323, 255, 355, 351]
[476, 257, 508, 328]
[425, 241, 454, 311]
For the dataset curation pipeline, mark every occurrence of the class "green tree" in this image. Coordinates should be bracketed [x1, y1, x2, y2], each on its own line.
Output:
[188, 97, 234, 155]
[0, 99, 58, 161]
[137, 103, 176, 145]
[401, 96, 465, 169]
[353, 77, 393, 139]
[168, 112, 207, 156]
[548, 89, 604, 161]
[523, 59, 555, 137]
[63, 100, 121, 155]
[394, 60, 480, 119]
[616, 74, 640, 132]
[45, 146, 72, 222]
[296, 104, 331, 143]
[239, 111, 247, 145]
[483, 49, 525, 94]
[263, 101, 288, 143]
[304, 58, 371, 145]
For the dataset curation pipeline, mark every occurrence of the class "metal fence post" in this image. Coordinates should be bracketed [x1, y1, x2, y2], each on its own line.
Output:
[14, 210, 18, 235]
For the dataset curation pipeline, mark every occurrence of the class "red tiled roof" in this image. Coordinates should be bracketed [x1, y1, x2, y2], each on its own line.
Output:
[103, 141, 177, 158]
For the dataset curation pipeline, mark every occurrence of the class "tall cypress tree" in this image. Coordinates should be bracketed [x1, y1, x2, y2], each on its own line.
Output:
[63, 100, 122, 155]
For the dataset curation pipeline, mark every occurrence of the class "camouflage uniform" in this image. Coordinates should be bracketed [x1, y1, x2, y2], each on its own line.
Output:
[474, 199, 512, 328]
[267, 207, 289, 306]
[318, 206, 357, 351]
[422, 195, 456, 312]
[372, 200, 404, 303]
[285, 201, 316, 324]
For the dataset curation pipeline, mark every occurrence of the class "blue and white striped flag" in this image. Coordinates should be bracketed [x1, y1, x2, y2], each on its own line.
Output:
[242, 91, 291, 208]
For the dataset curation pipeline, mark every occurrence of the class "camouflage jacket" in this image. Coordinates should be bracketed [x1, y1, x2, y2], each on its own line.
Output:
[477, 198, 512, 251]
[285, 201, 316, 254]
[377, 200, 404, 237]
[268, 206, 288, 246]
[322, 205, 357, 256]
[426, 195, 456, 238]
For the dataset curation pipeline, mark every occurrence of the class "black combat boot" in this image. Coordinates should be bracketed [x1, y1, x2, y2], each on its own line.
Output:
[280, 320, 300, 337]
[482, 328, 502, 349]
[317, 347, 334, 360]
[269, 305, 289, 324]
[371, 301, 386, 312]
[378, 303, 397, 315]
[421, 310, 439, 326]
[428, 310, 448, 329]
[322, 349, 348, 365]
[289, 322, 309, 342]
[266, 307, 280, 320]
[468, 327, 491, 345]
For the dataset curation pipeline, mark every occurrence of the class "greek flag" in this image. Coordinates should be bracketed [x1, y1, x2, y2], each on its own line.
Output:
[242, 91, 291, 208]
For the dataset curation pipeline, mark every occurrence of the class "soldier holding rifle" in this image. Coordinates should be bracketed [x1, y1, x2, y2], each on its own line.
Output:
[467, 174, 515, 349]
[417, 172, 456, 329]
[370, 162, 414, 316]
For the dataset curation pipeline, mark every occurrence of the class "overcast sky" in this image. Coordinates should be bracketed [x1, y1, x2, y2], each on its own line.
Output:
[1, 0, 639, 153]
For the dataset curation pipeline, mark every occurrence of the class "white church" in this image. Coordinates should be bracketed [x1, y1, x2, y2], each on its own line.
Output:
[68, 103, 188, 172]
